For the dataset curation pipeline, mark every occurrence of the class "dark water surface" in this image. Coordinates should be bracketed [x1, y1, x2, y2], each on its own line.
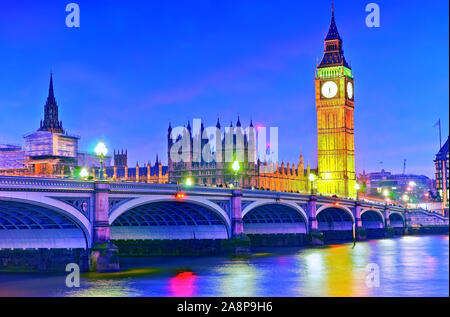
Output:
[0, 235, 448, 297]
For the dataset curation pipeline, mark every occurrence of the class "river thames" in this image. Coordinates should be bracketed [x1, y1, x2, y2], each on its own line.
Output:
[0, 235, 448, 297]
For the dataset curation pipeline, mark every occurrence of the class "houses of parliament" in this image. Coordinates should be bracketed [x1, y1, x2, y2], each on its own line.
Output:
[0, 8, 357, 198]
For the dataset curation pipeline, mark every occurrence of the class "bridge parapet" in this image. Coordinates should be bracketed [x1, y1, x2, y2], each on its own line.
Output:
[0, 176, 94, 192]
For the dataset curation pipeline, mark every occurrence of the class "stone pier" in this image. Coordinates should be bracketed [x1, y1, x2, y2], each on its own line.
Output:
[90, 182, 120, 272]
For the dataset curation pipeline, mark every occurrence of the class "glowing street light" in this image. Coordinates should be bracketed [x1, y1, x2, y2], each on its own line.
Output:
[185, 177, 193, 187]
[402, 194, 409, 204]
[232, 161, 241, 188]
[308, 173, 316, 195]
[80, 167, 89, 179]
[95, 142, 108, 180]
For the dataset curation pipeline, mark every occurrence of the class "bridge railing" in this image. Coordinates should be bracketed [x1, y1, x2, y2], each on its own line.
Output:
[0, 175, 95, 191]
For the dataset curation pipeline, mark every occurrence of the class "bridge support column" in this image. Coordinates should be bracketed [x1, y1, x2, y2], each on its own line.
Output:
[354, 202, 366, 240]
[383, 208, 393, 237]
[383, 208, 390, 227]
[231, 190, 244, 236]
[307, 196, 318, 231]
[90, 182, 120, 273]
[307, 196, 323, 245]
[229, 190, 250, 254]
[354, 202, 362, 228]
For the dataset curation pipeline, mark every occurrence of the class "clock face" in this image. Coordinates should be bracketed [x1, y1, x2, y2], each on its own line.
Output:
[347, 82, 353, 99]
[321, 81, 338, 98]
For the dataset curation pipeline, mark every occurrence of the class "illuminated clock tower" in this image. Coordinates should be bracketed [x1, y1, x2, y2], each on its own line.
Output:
[315, 7, 356, 198]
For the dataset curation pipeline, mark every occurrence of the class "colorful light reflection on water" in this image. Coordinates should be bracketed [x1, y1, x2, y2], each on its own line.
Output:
[0, 235, 448, 297]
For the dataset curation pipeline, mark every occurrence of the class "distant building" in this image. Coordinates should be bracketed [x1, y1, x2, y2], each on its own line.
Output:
[114, 149, 128, 167]
[0, 144, 26, 175]
[104, 152, 168, 183]
[358, 169, 433, 203]
[435, 137, 449, 214]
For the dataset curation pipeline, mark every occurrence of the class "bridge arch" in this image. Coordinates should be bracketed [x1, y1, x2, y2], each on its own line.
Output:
[389, 212, 405, 228]
[360, 209, 385, 229]
[109, 195, 231, 240]
[316, 205, 354, 231]
[242, 201, 308, 234]
[0, 195, 91, 249]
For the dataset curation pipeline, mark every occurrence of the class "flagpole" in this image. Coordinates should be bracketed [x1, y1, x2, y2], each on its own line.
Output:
[439, 119, 442, 149]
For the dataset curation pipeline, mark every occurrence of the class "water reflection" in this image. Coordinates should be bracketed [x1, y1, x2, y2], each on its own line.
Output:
[216, 261, 257, 297]
[0, 236, 448, 297]
[168, 272, 197, 297]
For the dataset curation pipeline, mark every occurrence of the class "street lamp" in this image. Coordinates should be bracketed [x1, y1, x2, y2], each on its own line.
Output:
[185, 177, 193, 187]
[308, 173, 316, 195]
[402, 194, 409, 206]
[80, 167, 89, 180]
[95, 142, 108, 180]
[354, 183, 361, 200]
[232, 161, 240, 188]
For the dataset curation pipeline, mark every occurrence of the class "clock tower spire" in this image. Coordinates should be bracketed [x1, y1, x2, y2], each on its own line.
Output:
[315, 6, 356, 198]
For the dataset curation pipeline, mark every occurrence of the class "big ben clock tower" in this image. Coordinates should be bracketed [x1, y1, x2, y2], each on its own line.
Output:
[315, 7, 356, 198]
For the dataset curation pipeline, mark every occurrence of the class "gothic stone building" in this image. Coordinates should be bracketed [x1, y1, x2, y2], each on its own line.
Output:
[167, 118, 314, 192]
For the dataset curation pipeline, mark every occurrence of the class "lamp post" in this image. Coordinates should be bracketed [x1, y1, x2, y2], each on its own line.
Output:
[308, 173, 316, 195]
[232, 161, 241, 188]
[354, 183, 361, 200]
[95, 142, 108, 180]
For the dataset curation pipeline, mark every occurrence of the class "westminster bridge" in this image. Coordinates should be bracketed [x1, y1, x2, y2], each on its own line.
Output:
[0, 176, 448, 271]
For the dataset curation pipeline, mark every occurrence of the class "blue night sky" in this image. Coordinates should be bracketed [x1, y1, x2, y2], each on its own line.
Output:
[0, 0, 448, 178]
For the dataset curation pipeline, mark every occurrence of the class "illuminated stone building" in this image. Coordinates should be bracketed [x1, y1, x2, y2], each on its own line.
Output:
[315, 8, 357, 198]
[167, 119, 314, 192]
[257, 155, 313, 193]
[24, 74, 79, 177]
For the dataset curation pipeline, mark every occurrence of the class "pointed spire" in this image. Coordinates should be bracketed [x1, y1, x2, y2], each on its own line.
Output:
[236, 115, 241, 127]
[39, 72, 64, 134]
[249, 119, 254, 128]
[325, 5, 341, 41]
[318, 3, 350, 69]
[155, 153, 159, 164]
[216, 117, 221, 129]
[49, 72, 55, 99]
